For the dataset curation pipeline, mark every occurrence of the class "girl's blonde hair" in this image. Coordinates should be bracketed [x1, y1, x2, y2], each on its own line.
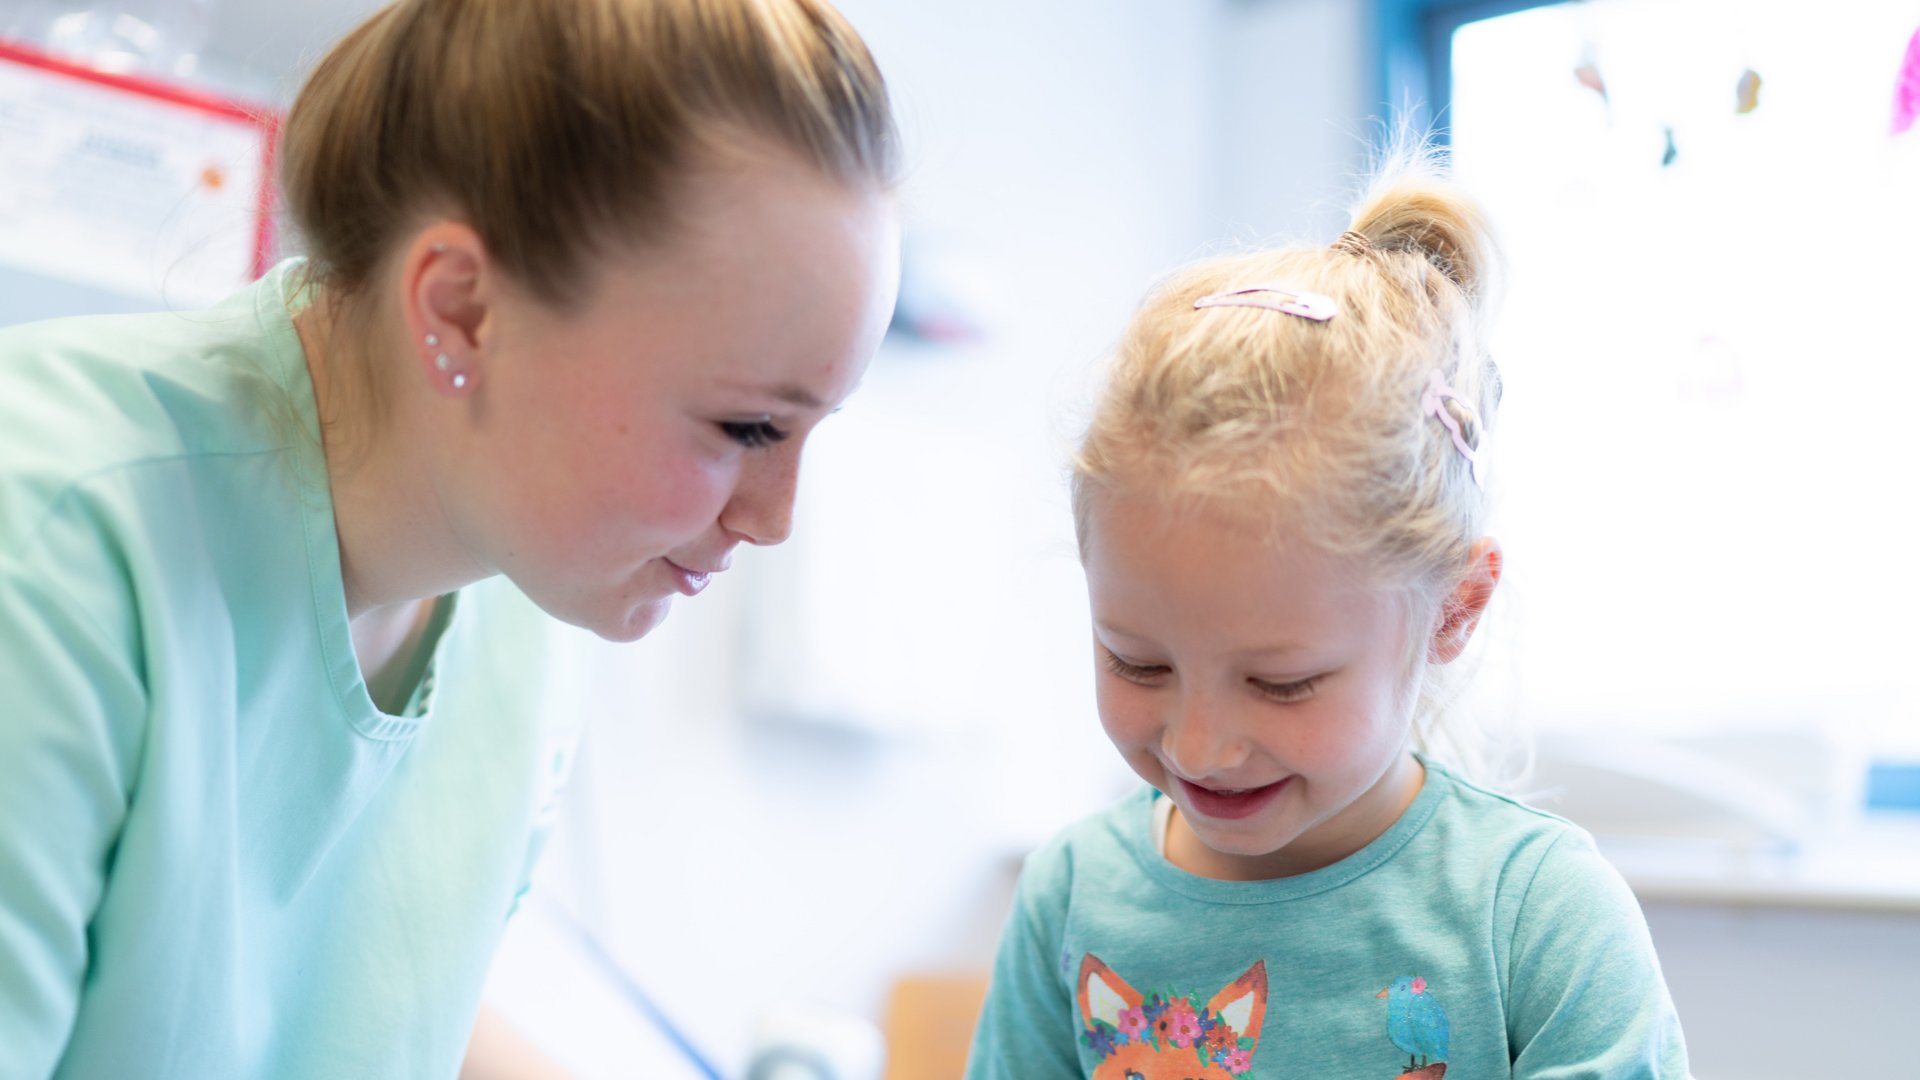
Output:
[1073, 144, 1516, 784]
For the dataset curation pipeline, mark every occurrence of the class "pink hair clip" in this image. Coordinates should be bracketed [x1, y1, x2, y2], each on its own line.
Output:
[1421, 369, 1485, 488]
[1192, 283, 1337, 322]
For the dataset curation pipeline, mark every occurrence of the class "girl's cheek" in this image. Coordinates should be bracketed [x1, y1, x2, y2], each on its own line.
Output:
[1097, 686, 1159, 747]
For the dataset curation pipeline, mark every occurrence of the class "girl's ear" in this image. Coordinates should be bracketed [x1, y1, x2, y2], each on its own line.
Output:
[1429, 537, 1502, 664]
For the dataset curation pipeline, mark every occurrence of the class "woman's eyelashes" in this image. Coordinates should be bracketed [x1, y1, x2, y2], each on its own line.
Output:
[718, 418, 791, 449]
[1100, 647, 1321, 702]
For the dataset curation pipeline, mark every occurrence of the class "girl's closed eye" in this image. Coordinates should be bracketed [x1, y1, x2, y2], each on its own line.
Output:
[1100, 647, 1168, 683]
[1249, 674, 1320, 704]
[718, 418, 790, 449]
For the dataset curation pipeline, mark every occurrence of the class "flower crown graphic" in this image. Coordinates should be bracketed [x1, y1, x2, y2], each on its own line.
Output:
[1077, 954, 1268, 1079]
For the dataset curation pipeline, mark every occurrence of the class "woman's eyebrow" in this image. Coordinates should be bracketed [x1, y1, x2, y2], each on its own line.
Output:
[769, 384, 823, 409]
[718, 379, 825, 410]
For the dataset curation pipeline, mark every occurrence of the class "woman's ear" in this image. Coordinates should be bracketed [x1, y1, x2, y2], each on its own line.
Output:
[401, 223, 489, 394]
[1429, 537, 1502, 664]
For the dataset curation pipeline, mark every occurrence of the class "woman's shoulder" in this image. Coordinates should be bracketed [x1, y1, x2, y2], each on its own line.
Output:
[0, 272, 310, 555]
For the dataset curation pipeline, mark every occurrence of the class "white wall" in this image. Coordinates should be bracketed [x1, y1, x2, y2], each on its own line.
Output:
[200, 0, 375, 100]
[1214, 0, 1371, 242]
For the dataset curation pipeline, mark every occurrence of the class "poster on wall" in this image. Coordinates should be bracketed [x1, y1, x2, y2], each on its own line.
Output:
[0, 38, 277, 308]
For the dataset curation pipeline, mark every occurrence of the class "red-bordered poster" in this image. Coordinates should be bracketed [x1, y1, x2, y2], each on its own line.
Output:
[0, 37, 279, 306]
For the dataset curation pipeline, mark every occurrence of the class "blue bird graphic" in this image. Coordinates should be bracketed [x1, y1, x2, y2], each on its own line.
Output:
[1376, 975, 1450, 1074]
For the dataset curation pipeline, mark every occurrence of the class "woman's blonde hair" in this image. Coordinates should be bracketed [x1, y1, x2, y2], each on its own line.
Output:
[1073, 143, 1517, 784]
[281, 0, 897, 309]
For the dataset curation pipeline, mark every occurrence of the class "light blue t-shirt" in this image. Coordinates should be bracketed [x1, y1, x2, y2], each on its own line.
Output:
[966, 762, 1690, 1080]
[0, 263, 576, 1079]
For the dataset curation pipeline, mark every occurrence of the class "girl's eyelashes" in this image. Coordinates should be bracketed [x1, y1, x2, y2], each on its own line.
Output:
[718, 418, 791, 449]
[1100, 648, 1168, 682]
[1100, 645, 1322, 703]
[1250, 675, 1320, 704]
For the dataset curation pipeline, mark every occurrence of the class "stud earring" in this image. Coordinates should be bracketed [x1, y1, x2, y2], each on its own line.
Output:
[452, 372, 469, 390]
[425, 333, 439, 348]
[434, 353, 451, 371]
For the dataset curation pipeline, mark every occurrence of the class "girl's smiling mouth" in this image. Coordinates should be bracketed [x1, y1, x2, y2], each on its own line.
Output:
[1173, 775, 1292, 821]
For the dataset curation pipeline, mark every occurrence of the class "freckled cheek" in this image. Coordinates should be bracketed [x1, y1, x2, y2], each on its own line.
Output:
[1276, 716, 1346, 771]
[1095, 679, 1163, 752]
[635, 455, 737, 534]
[1289, 689, 1406, 772]
[567, 437, 734, 545]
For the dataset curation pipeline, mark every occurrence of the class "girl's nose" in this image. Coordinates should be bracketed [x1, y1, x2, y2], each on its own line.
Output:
[1160, 691, 1250, 781]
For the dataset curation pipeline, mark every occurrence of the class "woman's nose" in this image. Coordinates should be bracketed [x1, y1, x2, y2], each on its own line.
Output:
[719, 446, 800, 546]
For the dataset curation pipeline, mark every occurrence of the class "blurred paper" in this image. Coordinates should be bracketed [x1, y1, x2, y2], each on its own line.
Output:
[0, 39, 274, 306]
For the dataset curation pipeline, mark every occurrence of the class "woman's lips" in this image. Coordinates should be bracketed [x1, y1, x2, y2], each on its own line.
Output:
[663, 559, 714, 597]
[1174, 775, 1291, 821]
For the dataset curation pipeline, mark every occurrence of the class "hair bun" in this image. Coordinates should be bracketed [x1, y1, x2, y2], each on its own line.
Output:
[1346, 145, 1498, 306]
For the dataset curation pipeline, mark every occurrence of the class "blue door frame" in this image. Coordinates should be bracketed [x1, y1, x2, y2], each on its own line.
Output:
[1370, 0, 1554, 140]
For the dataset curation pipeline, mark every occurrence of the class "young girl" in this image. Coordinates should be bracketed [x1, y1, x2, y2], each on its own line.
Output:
[965, 154, 1689, 1080]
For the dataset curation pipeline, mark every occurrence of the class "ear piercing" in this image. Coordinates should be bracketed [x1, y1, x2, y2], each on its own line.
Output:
[425, 333, 467, 391]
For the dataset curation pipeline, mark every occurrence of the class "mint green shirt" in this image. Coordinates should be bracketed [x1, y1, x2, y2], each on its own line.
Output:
[0, 264, 573, 1079]
[966, 763, 1691, 1080]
